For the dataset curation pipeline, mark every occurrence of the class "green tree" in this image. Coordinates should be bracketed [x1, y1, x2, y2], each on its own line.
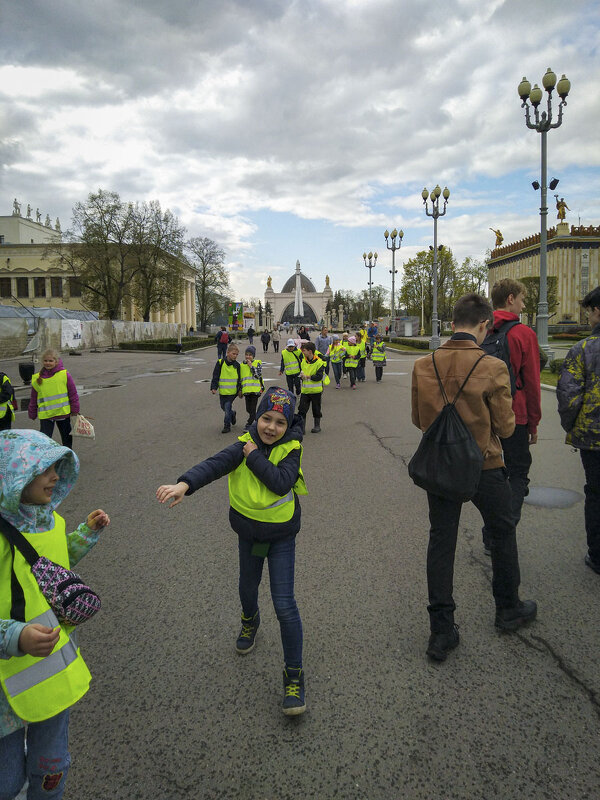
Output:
[518, 276, 560, 326]
[453, 256, 488, 298]
[184, 237, 229, 331]
[399, 247, 458, 328]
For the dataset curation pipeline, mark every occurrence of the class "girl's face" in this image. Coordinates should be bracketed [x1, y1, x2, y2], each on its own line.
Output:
[21, 464, 59, 505]
[256, 410, 288, 445]
[43, 355, 58, 370]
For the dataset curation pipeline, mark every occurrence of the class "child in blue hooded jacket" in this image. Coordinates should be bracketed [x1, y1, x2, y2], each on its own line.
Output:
[157, 387, 308, 716]
[0, 429, 109, 800]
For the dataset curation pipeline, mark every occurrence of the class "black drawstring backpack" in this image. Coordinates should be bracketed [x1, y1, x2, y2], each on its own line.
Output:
[408, 352, 486, 502]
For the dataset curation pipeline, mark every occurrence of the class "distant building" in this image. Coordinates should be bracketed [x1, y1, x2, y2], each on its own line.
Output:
[0, 207, 196, 327]
[265, 260, 333, 326]
[488, 222, 600, 323]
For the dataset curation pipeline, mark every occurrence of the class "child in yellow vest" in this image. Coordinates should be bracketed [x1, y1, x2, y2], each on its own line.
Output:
[0, 429, 109, 799]
[157, 387, 307, 716]
[0, 372, 17, 431]
[241, 345, 264, 430]
[28, 349, 80, 448]
[210, 342, 242, 433]
[372, 334, 387, 382]
[299, 342, 327, 433]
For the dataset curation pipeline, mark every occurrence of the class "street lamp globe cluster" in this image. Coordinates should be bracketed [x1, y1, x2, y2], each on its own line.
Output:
[518, 67, 570, 359]
[363, 250, 378, 323]
[422, 185, 450, 350]
[384, 228, 403, 336]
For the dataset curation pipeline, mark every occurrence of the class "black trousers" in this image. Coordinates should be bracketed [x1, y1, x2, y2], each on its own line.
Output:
[427, 468, 521, 632]
[244, 393, 259, 425]
[40, 417, 73, 449]
[273, 341, 279, 352]
[347, 367, 357, 387]
[375, 366, 383, 381]
[285, 374, 301, 396]
[483, 424, 532, 542]
[0, 410, 12, 431]
[580, 449, 600, 564]
[298, 392, 322, 421]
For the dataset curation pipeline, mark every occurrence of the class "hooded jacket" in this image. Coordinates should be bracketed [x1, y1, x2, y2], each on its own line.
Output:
[28, 358, 80, 421]
[178, 415, 305, 543]
[0, 430, 98, 735]
[557, 322, 600, 450]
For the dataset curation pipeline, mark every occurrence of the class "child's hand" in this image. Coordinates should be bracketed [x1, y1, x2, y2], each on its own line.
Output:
[278, 371, 283, 376]
[211, 389, 217, 395]
[243, 441, 258, 457]
[87, 509, 110, 530]
[19, 624, 60, 658]
[156, 482, 190, 508]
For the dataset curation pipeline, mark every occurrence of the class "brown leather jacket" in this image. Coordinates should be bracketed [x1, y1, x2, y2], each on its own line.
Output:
[411, 337, 516, 470]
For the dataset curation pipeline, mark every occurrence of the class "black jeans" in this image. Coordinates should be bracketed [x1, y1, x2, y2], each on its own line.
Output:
[347, 367, 357, 387]
[244, 393, 259, 425]
[273, 341, 279, 352]
[483, 424, 532, 543]
[580, 449, 600, 564]
[40, 417, 73, 449]
[427, 468, 521, 632]
[298, 392, 322, 421]
[285, 374, 301, 396]
[0, 409, 12, 431]
[375, 366, 383, 381]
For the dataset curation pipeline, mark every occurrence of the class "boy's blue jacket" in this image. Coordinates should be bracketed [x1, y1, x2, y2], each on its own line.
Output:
[178, 415, 305, 542]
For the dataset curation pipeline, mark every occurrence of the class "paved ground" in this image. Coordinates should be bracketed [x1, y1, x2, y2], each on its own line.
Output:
[4, 345, 599, 800]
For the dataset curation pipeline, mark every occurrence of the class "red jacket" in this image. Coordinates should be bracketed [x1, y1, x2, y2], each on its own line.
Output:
[492, 310, 541, 434]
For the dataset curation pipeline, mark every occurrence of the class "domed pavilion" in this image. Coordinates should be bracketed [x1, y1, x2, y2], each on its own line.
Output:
[265, 260, 333, 326]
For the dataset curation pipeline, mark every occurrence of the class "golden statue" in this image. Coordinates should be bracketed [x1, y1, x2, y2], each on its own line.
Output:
[489, 228, 503, 247]
[555, 195, 570, 221]
[267, 275, 272, 289]
[325, 274, 330, 287]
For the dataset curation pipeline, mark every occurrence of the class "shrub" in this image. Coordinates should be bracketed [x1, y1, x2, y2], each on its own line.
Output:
[389, 338, 430, 350]
[549, 358, 565, 374]
[551, 332, 590, 341]
[118, 337, 214, 352]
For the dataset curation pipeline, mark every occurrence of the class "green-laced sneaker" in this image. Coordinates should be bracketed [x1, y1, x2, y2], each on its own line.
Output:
[235, 611, 260, 654]
[282, 667, 306, 716]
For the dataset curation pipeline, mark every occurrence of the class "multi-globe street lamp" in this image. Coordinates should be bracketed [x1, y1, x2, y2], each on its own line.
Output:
[422, 184, 450, 350]
[518, 68, 570, 360]
[384, 228, 403, 337]
[362, 250, 378, 324]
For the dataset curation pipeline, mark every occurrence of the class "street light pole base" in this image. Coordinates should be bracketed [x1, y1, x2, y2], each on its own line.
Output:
[429, 336, 441, 350]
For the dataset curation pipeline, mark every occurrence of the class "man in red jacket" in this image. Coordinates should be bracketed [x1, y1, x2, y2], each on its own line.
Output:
[482, 278, 542, 554]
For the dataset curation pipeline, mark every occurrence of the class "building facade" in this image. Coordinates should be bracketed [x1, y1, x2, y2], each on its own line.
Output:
[0, 206, 196, 328]
[488, 222, 600, 323]
[264, 260, 333, 327]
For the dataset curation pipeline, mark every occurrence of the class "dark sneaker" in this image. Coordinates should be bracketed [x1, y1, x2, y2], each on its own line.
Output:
[231, 411, 237, 426]
[426, 625, 459, 662]
[221, 425, 231, 433]
[236, 611, 260, 654]
[282, 667, 306, 716]
[311, 423, 321, 433]
[495, 599, 537, 631]
[585, 554, 600, 574]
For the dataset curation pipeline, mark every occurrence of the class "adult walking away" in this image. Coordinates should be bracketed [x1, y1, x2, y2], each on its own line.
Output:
[367, 321, 378, 353]
[247, 325, 255, 345]
[216, 327, 230, 360]
[411, 293, 537, 662]
[557, 286, 600, 575]
[315, 327, 333, 376]
[260, 330, 271, 353]
[481, 279, 541, 555]
[271, 327, 280, 353]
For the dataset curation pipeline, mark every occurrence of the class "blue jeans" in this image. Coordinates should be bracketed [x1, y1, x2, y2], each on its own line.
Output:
[580, 449, 600, 563]
[357, 358, 366, 381]
[219, 394, 235, 427]
[238, 536, 303, 668]
[0, 710, 70, 800]
[332, 361, 342, 384]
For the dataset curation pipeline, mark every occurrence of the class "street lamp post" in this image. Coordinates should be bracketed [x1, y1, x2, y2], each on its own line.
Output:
[518, 68, 570, 361]
[384, 228, 403, 336]
[422, 185, 450, 350]
[420, 274, 425, 336]
[362, 250, 378, 324]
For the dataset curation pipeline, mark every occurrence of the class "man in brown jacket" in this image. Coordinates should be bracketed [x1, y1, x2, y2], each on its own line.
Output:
[411, 293, 537, 662]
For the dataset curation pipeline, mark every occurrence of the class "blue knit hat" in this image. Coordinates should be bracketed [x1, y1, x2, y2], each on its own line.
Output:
[256, 386, 296, 427]
[245, 345, 256, 356]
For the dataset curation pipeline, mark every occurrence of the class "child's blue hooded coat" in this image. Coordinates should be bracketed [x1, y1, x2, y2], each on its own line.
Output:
[0, 430, 98, 735]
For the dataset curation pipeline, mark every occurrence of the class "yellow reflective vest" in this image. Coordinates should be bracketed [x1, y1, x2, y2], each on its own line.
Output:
[329, 343, 346, 364]
[358, 339, 367, 358]
[344, 344, 360, 368]
[0, 513, 91, 723]
[32, 370, 70, 419]
[372, 343, 386, 363]
[229, 433, 308, 522]
[0, 375, 15, 422]
[300, 356, 328, 394]
[240, 359, 263, 395]
[281, 348, 302, 376]
[218, 360, 240, 395]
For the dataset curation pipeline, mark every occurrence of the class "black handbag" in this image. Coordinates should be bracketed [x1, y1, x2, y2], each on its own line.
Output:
[408, 352, 486, 502]
[0, 516, 101, 626]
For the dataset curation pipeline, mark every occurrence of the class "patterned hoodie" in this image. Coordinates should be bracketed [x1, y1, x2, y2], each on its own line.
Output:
[0, 429, 98, 735]
[557, 323, 600, 450]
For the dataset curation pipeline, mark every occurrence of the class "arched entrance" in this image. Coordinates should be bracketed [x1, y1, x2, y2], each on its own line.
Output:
[280, 302, 318, 325]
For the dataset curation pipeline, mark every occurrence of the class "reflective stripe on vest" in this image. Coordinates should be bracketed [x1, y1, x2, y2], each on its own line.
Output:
[282, 349, 301, 375]
[33, 370, 71, 418]
[372, 345, 386, 362]
[228, 433, 308, 522]
[218, 361, 239, 395]
[330, 345, 346, 363]
[0, 513, 91, 722]
[344, 345, 360, 368]
[240, 360, 262, 394]
[301, 357, 325, 394]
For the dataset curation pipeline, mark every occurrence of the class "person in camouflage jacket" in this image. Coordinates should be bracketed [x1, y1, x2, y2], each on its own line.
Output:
[557, 286, 600, 573]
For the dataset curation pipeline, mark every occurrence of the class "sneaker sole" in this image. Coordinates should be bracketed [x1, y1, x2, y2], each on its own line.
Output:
[282, 704, 306, 716]
[236, 640, 256, 655]
[426, 640, 459, 662]
[495, 610, 537, 631]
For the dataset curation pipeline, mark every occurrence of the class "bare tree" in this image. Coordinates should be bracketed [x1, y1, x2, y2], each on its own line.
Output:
[184, 237, 229, 330]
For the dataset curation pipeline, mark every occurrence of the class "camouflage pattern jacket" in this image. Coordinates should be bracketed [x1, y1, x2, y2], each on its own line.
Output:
[557, 323, 600, 450]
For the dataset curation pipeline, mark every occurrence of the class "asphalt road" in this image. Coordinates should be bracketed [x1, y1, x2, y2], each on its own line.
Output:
[4, 346, 599, 800]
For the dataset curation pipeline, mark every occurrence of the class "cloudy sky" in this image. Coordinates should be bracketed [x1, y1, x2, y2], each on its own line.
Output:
[2, 0, 599, 302]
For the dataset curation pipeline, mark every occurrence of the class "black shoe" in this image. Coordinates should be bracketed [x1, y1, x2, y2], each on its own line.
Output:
[221, 425, 231, 433]
[236, 611, 260, 654]
[495, 600, 537, 631]
[311, 423, 321, 433]
[483, 540, 492, 557]
[231, 411, 237, 425]
[585, 554, 600, 574]
[282, 667, 306, 716]
[426, 625, 459, 661]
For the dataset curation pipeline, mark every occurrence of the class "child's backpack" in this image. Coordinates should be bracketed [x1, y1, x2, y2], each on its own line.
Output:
[219, 331, 229, 344]
[480, 320, 521, 395]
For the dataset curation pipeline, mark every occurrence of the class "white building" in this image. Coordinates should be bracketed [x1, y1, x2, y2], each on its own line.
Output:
[265, 260, 333, 326]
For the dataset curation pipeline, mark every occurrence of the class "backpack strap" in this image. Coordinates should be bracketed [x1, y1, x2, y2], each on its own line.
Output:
[0, 515, 40, 566]
[432, 350, 486, 407]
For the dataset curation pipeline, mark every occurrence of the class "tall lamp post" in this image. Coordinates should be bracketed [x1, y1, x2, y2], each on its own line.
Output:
[362, 250, 378, 323]
[518, 68, 570, 360]
[422, 185, 450, 350]
[384, 228, 403, 336]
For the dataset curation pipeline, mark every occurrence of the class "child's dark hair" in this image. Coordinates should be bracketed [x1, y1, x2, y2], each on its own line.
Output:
[581, 286, 600, 311]
[490, 278, 526, 310]
[452, 293, 494, 328]
[301, 341, 316, 354]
